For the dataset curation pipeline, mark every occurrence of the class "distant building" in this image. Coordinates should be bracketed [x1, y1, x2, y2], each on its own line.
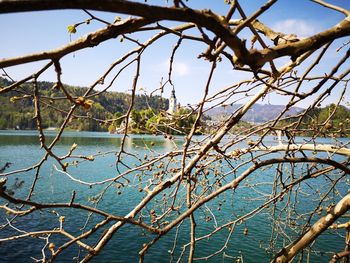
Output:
[167, 88, 177, 115]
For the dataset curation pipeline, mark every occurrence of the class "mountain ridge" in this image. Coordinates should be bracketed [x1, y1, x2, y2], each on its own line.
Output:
[206, 103, 304, 123]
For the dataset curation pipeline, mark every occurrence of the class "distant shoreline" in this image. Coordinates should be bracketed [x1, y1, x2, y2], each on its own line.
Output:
[1, 129, 349, 139]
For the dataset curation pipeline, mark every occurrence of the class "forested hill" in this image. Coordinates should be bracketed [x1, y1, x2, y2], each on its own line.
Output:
[0, 77, 168, 131]
[283, 104, 350, 137]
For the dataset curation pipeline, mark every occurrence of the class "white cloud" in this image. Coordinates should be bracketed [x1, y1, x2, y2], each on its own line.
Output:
[272, 19, 321, 37]
[152, 60, 190, 77]
[172, 62, 190, 76]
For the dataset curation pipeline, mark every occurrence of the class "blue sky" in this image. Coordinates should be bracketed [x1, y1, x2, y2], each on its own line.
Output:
[1, 0, 350, 108]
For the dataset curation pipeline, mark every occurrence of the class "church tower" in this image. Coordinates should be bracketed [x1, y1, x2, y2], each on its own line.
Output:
[167, 87, 177, 115]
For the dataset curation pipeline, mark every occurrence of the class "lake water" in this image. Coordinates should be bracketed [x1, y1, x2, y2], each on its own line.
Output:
[0, 131, 348, 262]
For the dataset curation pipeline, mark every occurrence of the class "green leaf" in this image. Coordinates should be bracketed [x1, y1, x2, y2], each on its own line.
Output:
[67, 24, 77, 34]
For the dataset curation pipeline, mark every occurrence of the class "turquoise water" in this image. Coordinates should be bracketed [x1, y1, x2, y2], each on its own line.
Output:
[0, 131, 348, 262]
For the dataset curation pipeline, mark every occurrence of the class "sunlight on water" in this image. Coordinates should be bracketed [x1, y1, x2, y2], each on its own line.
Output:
[0, 131, 348, 262]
